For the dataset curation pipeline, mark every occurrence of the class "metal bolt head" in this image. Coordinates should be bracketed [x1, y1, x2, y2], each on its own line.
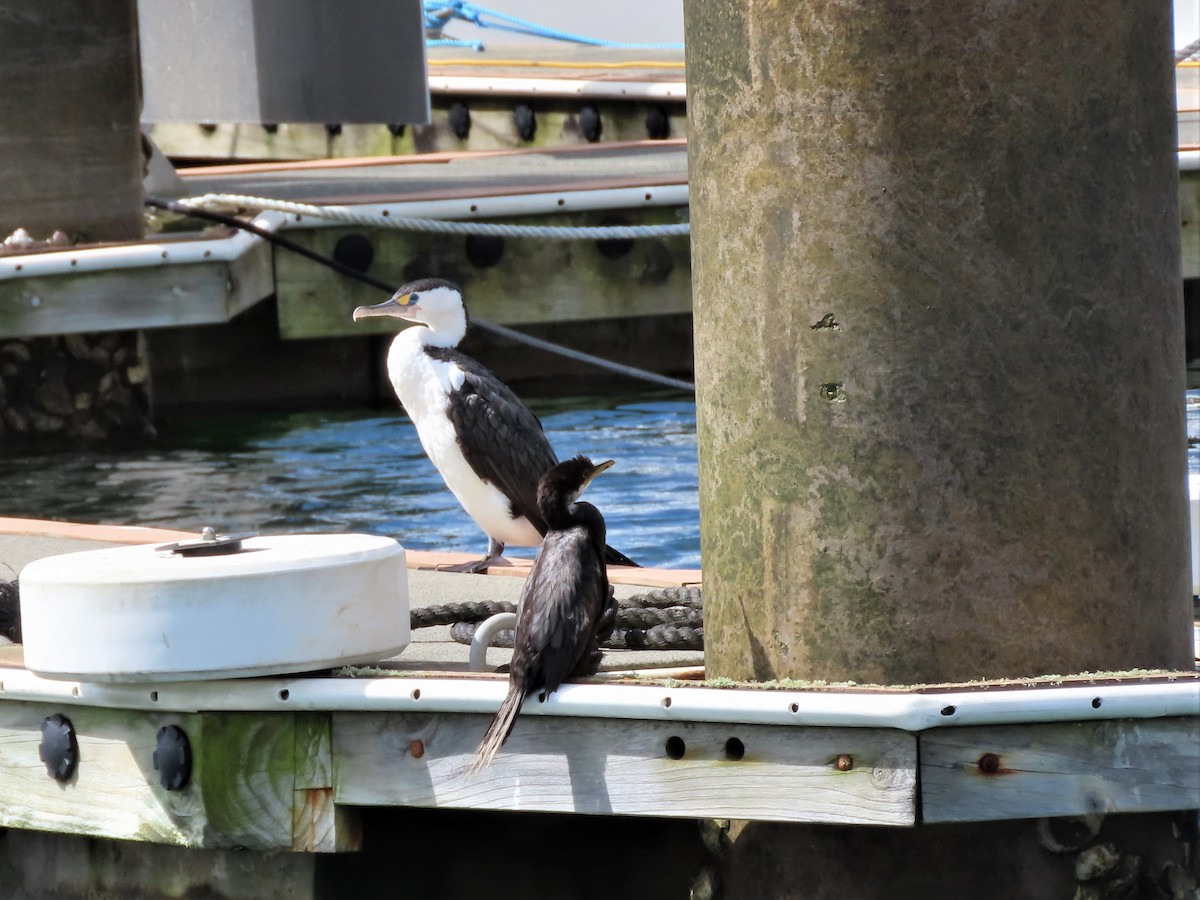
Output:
[153, 724, 193, 791]
[513, 104, 536, 142]
[39, 714, 79, 782]
[645, 106, 670, 140]
[835, 753, 854, 772]
[978, 752, 1001, 774]
[448, 101, 471, 140]
[579, 105, 602, 143]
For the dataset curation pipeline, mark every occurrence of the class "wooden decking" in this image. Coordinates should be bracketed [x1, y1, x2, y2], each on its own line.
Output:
[0, 141, 690, 343]
[146, 47, 688, 161]
[0, 519, 1196, 851]
[0, 663, 1195, 852]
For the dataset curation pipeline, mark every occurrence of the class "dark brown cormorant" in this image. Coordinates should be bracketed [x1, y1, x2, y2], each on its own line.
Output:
[468, 455, 619, 773]
[0, 579, 21, 645]
[352, 278, 638, 572]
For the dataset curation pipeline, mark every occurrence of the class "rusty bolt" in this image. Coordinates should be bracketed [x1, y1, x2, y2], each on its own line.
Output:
[409, 740, 425, 759]
[978, 752, 1001, 774]
[835, 754, 854, 772]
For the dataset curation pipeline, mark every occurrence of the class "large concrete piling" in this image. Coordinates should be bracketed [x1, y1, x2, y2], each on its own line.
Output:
[686, 0, 1194, 685]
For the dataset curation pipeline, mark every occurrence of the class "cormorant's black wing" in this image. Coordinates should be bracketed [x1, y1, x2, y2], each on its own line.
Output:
[512, 525, 608, 696]
[426, 347, 557, 531]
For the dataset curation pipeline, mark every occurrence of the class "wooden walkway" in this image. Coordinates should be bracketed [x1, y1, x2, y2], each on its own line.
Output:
[146, 47, 687, 161]
[0, 521, 1196, 854]
[0, 141, 690, 343]
[0, 659, 1195, 852]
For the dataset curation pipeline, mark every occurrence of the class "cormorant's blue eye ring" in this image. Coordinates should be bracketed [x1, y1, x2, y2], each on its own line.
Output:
[406, 293, 420, 305]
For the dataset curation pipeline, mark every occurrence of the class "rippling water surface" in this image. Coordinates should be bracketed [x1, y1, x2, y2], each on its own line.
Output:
[0, 394, 700, 569]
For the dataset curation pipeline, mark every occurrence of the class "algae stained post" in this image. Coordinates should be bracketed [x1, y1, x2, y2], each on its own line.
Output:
[687, 0, 1193, 685]
[686, 0, 1195, 896]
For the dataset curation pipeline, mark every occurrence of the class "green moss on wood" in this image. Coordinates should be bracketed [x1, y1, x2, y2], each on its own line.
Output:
[275, 209, 692, 340]
[197, 714, 296, 850]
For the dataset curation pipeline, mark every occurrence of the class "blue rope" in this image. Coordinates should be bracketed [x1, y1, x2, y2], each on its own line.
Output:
[427, 37, 485, 50]
[423, 1, 684, 51]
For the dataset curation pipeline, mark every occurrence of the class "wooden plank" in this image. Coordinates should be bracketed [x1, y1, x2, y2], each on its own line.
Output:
[274, 214, 693, 340]
[292, 714, 360, 853]
[0, 701, 205, 846]
[226, 240, 276, 319]
[332, 713, 917, 826]
[1182, 174, 1200, 280]
[192, 713, 297, 851]
[0, 702, 357, 852]
[176, 139, 688, 180]
[0, 244, 273, 339]
[402, 549, 702, 587]
[0, 3, 143, 243]
[148, 101, 687, 161]
[920, 717, 1200, 823]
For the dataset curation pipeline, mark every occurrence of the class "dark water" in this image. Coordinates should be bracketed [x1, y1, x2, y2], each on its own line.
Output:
[0, 394, 701, 569]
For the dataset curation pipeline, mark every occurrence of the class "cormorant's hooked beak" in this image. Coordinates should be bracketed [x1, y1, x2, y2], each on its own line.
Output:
[352, 291, 421, 322]
[579, 459, 615, 495]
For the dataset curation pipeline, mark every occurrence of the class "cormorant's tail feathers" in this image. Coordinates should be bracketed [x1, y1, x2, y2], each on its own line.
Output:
[468, 686, 525, 775]
[603, 544, 639, 568]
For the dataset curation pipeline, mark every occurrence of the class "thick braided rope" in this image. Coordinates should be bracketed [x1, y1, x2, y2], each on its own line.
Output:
[614, 605, 700, 629]
[449, 620, 704, 651]
[413, 585, 704, 650]
[1178, 37, 1200, 63]
[181, 193, 690, 240]
[616, 623, 703, 651]
[410, 599, 516, 628]
[617, 586, 702, 610]
[410, 586, 702, 630]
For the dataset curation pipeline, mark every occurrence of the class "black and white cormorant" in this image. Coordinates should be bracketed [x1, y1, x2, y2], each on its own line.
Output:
[468, 455, 619, 773]
[353, 278, 638, 572]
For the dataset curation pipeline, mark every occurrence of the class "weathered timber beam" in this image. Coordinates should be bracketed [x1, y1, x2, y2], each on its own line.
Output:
[920, 716, 1200, 823]
[273, 215, 691, 339]
[293, 713, 361, 853]
[332, 713, 917, 826]
[146, 98, 686, 161]
[0, 702, 358, 852]
[1182, 173, 1200, 280]
[0, 244, 273, 339]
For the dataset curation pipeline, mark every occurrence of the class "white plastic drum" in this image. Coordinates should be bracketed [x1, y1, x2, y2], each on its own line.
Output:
[19, 534, 410, 682]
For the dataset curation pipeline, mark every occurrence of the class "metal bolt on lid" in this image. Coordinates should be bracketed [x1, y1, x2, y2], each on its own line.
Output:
[157, 526, 257, 557]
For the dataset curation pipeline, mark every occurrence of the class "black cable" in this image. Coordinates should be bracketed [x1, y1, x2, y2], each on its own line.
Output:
[146, 196, 697, 392]
[146, 196, 397, 292]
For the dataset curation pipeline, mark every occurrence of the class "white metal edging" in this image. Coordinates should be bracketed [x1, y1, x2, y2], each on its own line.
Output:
[0, 212, 287, 283]
[0, 667, 1195, 732]
[427, 75, 686, 101]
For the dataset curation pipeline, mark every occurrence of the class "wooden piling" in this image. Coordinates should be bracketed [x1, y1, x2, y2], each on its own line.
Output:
[0, 2, 143, 243]
[685, 0, 1196, 895]
[686, 0, 1193, 686]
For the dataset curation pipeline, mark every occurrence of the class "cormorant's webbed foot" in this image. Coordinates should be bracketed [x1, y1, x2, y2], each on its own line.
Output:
[436, 539, 506, 574]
